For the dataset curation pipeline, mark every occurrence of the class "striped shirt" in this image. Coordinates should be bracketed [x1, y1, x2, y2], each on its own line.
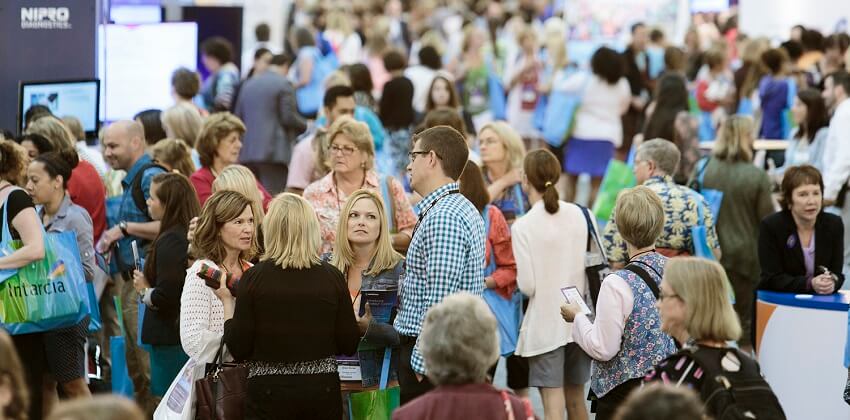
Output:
[394, 182, 486, 374]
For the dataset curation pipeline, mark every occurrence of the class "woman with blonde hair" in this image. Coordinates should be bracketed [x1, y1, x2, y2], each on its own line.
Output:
[479, 121, 528, 224]
[161, 102, 203, 147]
[212, 164, 271, 215]
[223, 193, 359, 419]
[327, 190, 404, 408]
[180, 191, 257, 361]
[645, 258, 785, 419]
[323, 8, 362, 65]
[150, 138, 196, 178]
[692, 115, 775, 354]
[561, 185, 677, 420]
[303, 116, 416, 254]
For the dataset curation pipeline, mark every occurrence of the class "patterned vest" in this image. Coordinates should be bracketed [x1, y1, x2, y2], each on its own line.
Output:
[590, 253, 678, 397]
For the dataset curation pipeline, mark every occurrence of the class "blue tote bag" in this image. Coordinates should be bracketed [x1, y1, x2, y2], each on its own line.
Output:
[0, 197, 90, 335]
[689, 192, 716, 260]
[689, 157, 724, 221]
[480, 206, 523, 356]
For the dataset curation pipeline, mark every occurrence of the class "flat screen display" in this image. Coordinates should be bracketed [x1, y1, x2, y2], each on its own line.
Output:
[98, 22, 198, 122]
[19, 79, 100, 136]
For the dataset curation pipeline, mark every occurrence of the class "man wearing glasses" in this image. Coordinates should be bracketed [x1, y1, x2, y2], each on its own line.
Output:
[393, 126, 486, 404]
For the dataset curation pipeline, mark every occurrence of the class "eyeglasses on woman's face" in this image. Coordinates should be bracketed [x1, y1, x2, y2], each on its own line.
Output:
[658, 292, 680, 302]
[330, 144, 358, 156]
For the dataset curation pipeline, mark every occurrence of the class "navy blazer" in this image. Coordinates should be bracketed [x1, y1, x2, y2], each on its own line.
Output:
[758, 210, 845, 293]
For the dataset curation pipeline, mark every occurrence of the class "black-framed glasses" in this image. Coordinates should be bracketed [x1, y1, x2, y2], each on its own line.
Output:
[330, 144, 357, 156]
[408, 150, 442, 162]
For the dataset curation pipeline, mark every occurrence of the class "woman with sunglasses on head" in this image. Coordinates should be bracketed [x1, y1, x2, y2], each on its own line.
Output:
[303, 116, 416, 255]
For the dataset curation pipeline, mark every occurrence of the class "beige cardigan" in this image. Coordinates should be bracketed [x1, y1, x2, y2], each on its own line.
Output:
[511, 200, 591, 358]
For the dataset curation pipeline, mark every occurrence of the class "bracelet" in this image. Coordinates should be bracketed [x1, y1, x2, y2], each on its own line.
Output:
[119, 221, 129, 236]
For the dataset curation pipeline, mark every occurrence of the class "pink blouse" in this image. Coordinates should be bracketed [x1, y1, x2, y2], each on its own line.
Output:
[303, 170, 416, 254]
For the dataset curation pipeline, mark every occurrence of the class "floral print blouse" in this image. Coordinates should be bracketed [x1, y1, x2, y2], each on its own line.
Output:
[303, 170, 416, 254]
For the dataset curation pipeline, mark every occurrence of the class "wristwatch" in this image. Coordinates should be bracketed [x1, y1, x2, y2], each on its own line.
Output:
[119, 221, 129, 236]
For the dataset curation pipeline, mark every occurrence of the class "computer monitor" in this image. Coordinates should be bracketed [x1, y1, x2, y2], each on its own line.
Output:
[18, 79, 100, 138]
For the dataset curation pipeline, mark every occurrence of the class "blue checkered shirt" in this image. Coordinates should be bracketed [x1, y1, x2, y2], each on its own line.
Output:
[393, 182, 486, 374]
[114, 154, 165, 269]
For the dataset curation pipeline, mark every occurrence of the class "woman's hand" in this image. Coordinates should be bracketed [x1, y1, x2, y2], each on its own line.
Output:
[355, 302, 372, 335]
[812, 274, 836, 295]
[560, 302, 581, 323]
[187, 217, 199, 242]
[132, 269, 150, 294]
[213, 274, 234, 302]
[503, 168, 522, 186]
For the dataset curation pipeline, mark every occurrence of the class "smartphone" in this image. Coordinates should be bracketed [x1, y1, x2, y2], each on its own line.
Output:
[197, 263, 239, 297]
[131, 241, 141, 271]
[561, 286, 592, 315]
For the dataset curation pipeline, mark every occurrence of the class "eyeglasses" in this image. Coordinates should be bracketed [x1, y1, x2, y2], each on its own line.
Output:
[330, 144, 357, 156]
[408, 150, 442, 162]
[658, 292, 680, 302]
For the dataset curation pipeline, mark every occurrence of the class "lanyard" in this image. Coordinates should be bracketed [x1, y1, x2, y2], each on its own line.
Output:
[411, 189, 459, 239]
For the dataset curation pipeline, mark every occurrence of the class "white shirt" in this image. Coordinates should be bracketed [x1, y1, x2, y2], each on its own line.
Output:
[405, 65, 438, 113]
[823, 98, 850, 201]
[572, 273, 634, 361]
[76, 141, 108, 179]
[180, 259, 227, 362]
[557, 73, 631, 147]
[512, 200, 590, 357]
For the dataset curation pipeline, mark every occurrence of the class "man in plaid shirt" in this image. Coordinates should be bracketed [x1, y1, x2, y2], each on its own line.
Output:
[393, 126, 486, 404]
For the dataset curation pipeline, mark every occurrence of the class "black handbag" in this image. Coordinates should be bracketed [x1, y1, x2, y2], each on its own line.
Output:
[577, 205, 610, 311]
[194, 338, 247, 420]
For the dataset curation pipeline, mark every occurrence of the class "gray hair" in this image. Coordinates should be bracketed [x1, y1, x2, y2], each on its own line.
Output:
[419, 293, 499, 386]
[636, 138, 680, 176]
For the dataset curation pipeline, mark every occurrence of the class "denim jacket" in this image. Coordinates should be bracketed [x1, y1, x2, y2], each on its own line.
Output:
[324, 254, 404, 387]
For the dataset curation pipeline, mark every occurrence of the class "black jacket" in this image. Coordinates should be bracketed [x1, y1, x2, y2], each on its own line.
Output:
[758, 210, 844, 293]
[141, 228, 189, 346]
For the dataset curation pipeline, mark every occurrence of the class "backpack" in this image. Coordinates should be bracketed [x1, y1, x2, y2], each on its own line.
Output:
[688, 346, 786, 420]
[129, 163, 166, 217]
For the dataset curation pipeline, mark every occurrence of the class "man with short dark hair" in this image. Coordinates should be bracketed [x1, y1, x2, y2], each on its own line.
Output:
[199, 36, 240, 112]
[285, 86, 356, 194]
[394, 125, 485, 404]
[234, 53, 306, 194]
[822, 70, 850, 271]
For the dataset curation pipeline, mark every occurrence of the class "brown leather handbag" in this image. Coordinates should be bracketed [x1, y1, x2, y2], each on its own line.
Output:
[195, 338, 247, 420]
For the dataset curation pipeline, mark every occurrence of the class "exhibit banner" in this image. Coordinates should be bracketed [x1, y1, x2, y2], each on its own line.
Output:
[0, 0, 97, 135]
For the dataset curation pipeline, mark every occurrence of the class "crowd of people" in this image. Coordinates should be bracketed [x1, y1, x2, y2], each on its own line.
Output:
[1, 1, 850, 419]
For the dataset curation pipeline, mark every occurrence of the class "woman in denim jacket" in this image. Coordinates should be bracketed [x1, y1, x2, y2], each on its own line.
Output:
[324, 189, 404, 414]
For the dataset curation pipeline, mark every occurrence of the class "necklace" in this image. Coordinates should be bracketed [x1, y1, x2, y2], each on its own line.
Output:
[334, 170, 367, 212]
[627, 249, 656, 262]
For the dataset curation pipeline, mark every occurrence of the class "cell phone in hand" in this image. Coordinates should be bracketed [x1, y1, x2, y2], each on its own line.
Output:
[561, 286, 592, 315]
[197, 263, 239, 297]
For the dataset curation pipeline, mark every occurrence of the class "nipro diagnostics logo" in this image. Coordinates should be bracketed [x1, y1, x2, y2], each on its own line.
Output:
[20, 7, 72, 30]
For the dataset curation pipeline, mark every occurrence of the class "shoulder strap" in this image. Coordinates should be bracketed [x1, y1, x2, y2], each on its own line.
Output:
[379, 347, 392, 390]
[696, 157, 711, 186]
[577, 204, 604, 255]
[379, 174, 395, 232]
[624, 263, 660, 300]
[482, 205, 492, 238]
[131, 163, 166, 215]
